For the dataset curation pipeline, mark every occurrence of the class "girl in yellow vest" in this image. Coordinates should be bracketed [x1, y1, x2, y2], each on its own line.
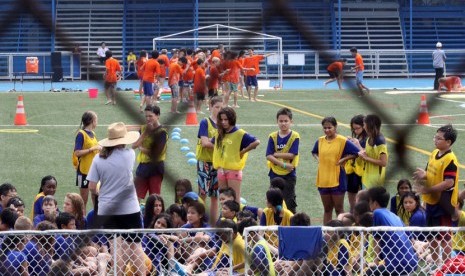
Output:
[212, 107, 260, 204]
[260, 188, 294, 247]
[359, 114, 388, 189]
[324, 219, 351, 275]
[345, 114, 367, 213]
[74, 111, 101, 210]
[266, 108, 300, 214]
[197, 96, 223, 225]
[312, 117, 359, 224]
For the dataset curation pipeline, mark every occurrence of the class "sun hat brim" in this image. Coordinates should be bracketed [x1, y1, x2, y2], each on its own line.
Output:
[98, 131, 140, 147]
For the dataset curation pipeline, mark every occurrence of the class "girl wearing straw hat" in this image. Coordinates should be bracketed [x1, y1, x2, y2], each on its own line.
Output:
[87, 122, 146, 275]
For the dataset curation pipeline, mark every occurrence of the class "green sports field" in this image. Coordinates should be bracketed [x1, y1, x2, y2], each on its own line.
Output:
[1, 88, 464, 224]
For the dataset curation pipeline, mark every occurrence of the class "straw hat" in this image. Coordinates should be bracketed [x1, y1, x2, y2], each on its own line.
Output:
[99, 122, 140, 147]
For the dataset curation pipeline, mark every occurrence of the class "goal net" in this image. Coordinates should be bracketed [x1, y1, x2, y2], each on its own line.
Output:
[153, 24, 283, 89]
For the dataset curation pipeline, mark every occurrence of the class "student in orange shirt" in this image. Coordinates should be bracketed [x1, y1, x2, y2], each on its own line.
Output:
[211, 44, 224, 60]
[193, 59, 207, 113]
[136, 50, 148, 107]
[324, 58, 347, 90]
[104, 50, 121, 105]
[225, 51, 254, 108]
[168, 57, 187, 113]
[438, 76, 464, 92]
[170, 49, 179, 64]
[350, 47, 370, 96]
[141, 50, 160, 109]
[182, 49, 195, 103]
[156, 49, 170, 100]
[207, 57, 222, 99]
[238, 50, 247, 98]
[243, 48, 274, 102]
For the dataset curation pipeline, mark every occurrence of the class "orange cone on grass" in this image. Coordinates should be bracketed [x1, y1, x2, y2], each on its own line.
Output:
[417, 94, 430, 125]
[185, 94, 198, 125]
[14, 95, 27, 125]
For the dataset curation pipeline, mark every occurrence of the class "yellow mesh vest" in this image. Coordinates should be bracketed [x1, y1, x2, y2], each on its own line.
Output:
[77, 130, 98, 174]
[196, 118, 217, 162]
[266, 131, 300, 175]
[212, 129, 248, 170]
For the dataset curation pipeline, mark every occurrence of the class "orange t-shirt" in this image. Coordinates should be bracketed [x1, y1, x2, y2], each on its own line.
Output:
[211, 49, 222, 60]
[208, 65, 220, 89]
[142, 59, 160, 83]
[136, 57, 147, 78]
[183, 56, 195, 82]
[105, 57, 121, 83]
[442, 76, 462, 91]
[168, 63, 183, 86]
[355, 53, 364, 71]
[221, 59, 231, 82]
[228, 60, 243, 84]
[193, 67, 206, 94]
[243, 55, 264, 76]
[158, 54, 170, 78]
[327, 61, 343, 72]
[170, 57, 178, 64]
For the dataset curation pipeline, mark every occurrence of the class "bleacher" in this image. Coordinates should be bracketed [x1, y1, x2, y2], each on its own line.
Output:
[1, 0, 464, 80]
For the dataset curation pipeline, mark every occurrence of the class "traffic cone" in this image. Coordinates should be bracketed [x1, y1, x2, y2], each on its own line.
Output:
[417, 94, 430, 125]
[14, 95, 27, 125]
[185, 95, 198, 126]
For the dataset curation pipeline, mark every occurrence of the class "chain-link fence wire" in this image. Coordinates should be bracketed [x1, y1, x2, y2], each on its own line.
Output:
[1, 228, 233, 276]
[2, 0, 465, 274]
[243, 225, 465, 276]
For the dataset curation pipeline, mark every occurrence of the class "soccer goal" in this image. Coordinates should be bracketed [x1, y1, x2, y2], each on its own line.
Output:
[153, 24, 283, 89]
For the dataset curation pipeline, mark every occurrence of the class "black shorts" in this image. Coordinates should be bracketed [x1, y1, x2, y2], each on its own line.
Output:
[327, 70, 340, 79]
[76, 173, 89, 188]
[195, 93, 206, 101]
[347, 173, 362, 194]
[104, 81, 116, 89]
[98, 212, 143, 242]
[208, 88, 217, 98]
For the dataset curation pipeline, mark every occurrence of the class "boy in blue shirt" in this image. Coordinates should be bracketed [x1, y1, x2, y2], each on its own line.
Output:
[367, 187, 418, 275]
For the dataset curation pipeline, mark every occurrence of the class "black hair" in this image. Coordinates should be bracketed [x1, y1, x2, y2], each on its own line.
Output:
[179, 56, 188, 64]
[186, 48, 193, 55]
[364, 114, 382, 146]
[0, 183, 16, 197]
[219, 187, 236, 200]
[174, 179, 193, 203]
[266, 188, 283, 209]
[276, 108, 293, 120]
[216, 219, 238, 235]
[7, 196, 24, 209]
[151, 50, 159, 59]
[216, 107, 237, 149]
[322, 116, 337, 127]
[0, 208, 18, 229]
[139, 50, 147, 57]
[397, 192, 423, 220]
[55, 212, 76, 229]
[188, 201, 207, 224]
[79, 111, 97, 130]
[358, 212, 373, 227]
[166, 203, 187, 223]
[350, 47, 357, 53]
[196, 58, 204, 66]
[144, 104, 161, 115]
[39, 175, 57, 193]
[237, 218, 257, 235]
[353, 200, 370, 217]
[223, 200, 240, 213]
[368, 187, 390, 208]
[237, 210, 254, 221]
[105, 50, 112, 58]
[152, 213, 173, 229]
[290, 212, 311, 226]
[157, 58, 165, 65]
[396, 179, 412, 194]
[350, 114, 367, 139]
[438, 124, 457, 145]
[144, 194, 165, 228]
[270, 177, 286, 191]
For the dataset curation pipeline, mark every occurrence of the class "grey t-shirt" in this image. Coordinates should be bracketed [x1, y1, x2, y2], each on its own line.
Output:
[87, 148, 140, 216]
[432, 49, 446, 68]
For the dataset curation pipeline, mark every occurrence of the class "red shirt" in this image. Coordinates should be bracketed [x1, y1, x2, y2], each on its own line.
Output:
[168, 63, 183, 86]
[228, 60, 243, 84]
[142, 59, 160, 83]
[243, 55, 264, 76]
[208, 65, 220, 89]
[105, 57, 121, 83]
[441, 76, 462, 91]
[327, 61, 343, 72]
[193, 66, 206, 94]
[158, 54, 170, 78]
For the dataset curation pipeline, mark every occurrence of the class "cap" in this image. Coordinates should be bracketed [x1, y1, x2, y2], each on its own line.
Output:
[436, 42, 442, 48]
[182, 191, 199, 202]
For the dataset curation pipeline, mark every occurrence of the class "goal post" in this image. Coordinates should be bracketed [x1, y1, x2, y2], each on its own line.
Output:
[153, 24, 283, 89]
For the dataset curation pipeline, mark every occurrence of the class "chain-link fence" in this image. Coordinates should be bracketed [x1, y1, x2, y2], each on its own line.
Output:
[243, 225, 465, 276]
[0, 228, 233, 276]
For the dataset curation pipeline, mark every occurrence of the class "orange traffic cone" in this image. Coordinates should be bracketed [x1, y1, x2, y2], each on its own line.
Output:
[14, 95, 27, 125]
[417, 94, 430, 125]
[185, 96, 198, 125]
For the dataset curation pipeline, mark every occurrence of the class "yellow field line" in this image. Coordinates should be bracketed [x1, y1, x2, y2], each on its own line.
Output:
[259, 99, 465, 169]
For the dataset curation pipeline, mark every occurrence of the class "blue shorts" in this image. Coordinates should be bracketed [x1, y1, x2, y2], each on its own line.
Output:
[183, 81, 193, 88]
[246, 75, 258, 87]
[143, 81, 154, 96]
[170, 84, 180, 98]
[356, 71, 364, 85]
[228, 82, 238, 92]
[318, 184, 346, 195]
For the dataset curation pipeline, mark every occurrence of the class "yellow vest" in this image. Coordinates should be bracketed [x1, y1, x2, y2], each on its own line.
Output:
[362, 137, 388, 188]
[263, 207, 293, 248]
[422, 149, 459, 205]
[212, 129, 248, 170]
[266, 131, 300, 175]
[327, 239, 350, 267]
[136, 125, 168, 163]
[253, 239, 276, 276]
[453, 210, 465, 251]
[196, 118, 217, 162]
[316, 135, 347, 188]
[76, 130, 98, 174]
[213, 234, 245, 273]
